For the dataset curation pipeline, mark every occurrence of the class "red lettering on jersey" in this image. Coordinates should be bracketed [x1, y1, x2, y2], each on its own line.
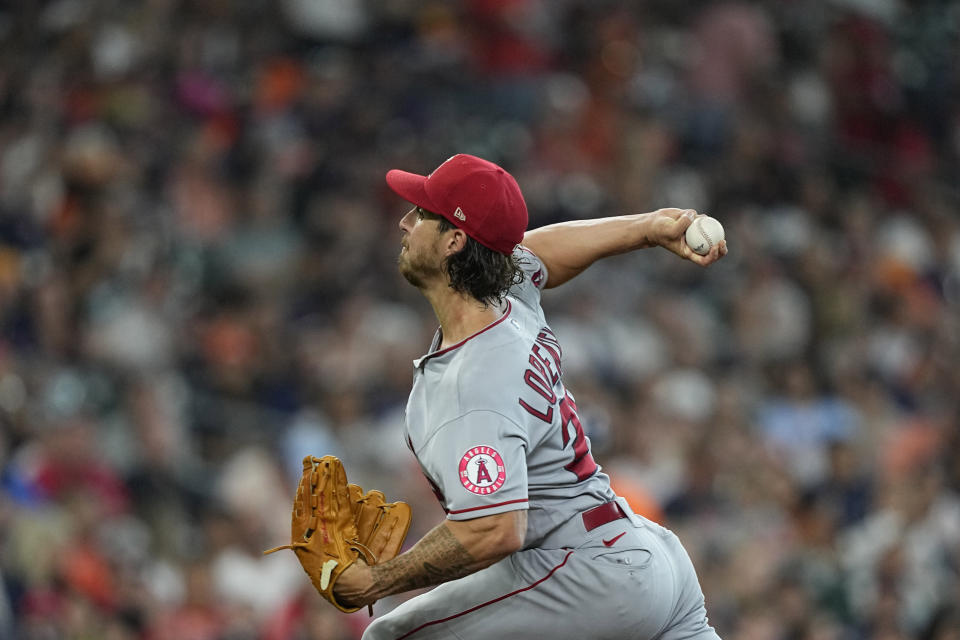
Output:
[559, 391, 598, 481]
[475, 459, 492, 484]
[477, 459, 493, 484]
[518, 326, 566, 424]
[519, 326, 594, 482]
[538, 327, 561, 351]
[519, 398, 553, 423]
[523, 369, 556, 404]
[532, 268, 544, 288]
[529, 345, 559, 385]
[535, 329, 563, 375]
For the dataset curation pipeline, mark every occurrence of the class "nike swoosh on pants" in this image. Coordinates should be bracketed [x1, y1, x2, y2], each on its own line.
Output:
[602, 532, 626, 547]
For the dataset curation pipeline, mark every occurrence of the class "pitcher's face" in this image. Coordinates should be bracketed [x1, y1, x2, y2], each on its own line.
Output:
[398, 207, 446, 289]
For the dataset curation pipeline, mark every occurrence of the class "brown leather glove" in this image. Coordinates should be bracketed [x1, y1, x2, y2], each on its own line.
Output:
[349, 484, 412, 568]
[265, 456, 411, 614]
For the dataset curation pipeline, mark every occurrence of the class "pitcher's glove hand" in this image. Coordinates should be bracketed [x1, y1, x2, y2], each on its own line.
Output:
[264, 455, 412, 614]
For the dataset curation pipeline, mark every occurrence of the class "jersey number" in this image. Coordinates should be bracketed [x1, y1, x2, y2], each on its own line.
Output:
[559, 392, 598, 481]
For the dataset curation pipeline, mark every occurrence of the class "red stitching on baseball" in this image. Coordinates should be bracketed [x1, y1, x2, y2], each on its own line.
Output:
[696, 219, 713, 248]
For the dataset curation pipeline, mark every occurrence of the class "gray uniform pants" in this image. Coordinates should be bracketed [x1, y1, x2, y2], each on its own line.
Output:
[362, 513, 720, 640]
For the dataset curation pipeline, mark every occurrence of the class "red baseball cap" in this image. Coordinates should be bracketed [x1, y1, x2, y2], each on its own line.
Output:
[386, 154, 528, 255]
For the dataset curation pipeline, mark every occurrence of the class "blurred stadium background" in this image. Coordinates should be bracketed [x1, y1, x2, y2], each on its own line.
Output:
[1, 1, 959, 638]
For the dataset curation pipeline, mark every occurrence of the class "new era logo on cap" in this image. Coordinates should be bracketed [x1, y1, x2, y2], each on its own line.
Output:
[385, 154, 528, 255]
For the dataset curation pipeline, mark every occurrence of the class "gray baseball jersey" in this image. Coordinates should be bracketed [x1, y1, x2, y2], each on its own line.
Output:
[363, 247, 720, 640]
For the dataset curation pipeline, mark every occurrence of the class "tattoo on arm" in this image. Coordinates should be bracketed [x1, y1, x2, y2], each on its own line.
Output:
[370, 524, 476, 597]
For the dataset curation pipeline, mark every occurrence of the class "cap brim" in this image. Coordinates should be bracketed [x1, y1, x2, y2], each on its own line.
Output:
[386, 169, 437, 213]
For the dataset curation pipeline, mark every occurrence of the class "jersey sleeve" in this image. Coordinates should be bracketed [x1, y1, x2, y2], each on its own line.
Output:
[508, 245, 549, 310]
[418, 410, 529, 520]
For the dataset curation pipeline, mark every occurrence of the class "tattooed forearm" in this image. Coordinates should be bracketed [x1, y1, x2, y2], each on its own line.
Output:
[365, 510, 525, 600]
[369, 524, 477, 598]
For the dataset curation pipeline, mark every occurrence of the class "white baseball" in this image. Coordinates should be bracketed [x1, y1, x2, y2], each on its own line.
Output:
[685, 215, 725, 255]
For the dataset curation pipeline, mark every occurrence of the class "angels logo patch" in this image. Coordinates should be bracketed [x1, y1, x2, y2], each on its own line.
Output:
[459, 446, 506, 495]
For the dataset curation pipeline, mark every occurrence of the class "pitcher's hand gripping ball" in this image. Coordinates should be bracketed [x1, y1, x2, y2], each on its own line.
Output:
[685, 215, 725, 255]
[264, 456, 412, 613]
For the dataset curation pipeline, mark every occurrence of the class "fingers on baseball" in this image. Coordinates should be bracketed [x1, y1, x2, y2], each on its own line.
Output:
[702, 241, 726, 265]
[686, 242, 720, 266]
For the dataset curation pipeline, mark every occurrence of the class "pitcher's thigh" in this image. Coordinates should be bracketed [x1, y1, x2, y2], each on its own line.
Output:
[362, 549, 572, 640]
[363, 547, 675, 640]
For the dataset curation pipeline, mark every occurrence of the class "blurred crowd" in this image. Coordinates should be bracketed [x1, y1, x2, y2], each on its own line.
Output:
[1, 0, 959, 639]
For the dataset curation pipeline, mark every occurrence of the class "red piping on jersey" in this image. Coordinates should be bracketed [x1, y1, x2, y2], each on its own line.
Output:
[417, 300, 512, 367]
[447, 498, 528, 515]
[392, 549, 575, 640]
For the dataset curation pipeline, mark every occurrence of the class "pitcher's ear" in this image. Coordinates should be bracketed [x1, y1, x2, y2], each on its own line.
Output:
[445, 228, 467, 256]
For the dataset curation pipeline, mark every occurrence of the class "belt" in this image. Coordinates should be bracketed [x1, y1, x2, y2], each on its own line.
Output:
[582, 501, 628, 532]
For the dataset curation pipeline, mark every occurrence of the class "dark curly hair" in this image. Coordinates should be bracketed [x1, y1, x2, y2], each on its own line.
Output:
[419, 208, 523, 307]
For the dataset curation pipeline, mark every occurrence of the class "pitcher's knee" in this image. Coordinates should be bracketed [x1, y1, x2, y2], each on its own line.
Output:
[361, 614, 406, 640]
[362, 616, 387, 640]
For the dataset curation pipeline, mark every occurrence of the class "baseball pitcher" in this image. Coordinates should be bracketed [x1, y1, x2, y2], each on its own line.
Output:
[285, 154, 727, 639]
